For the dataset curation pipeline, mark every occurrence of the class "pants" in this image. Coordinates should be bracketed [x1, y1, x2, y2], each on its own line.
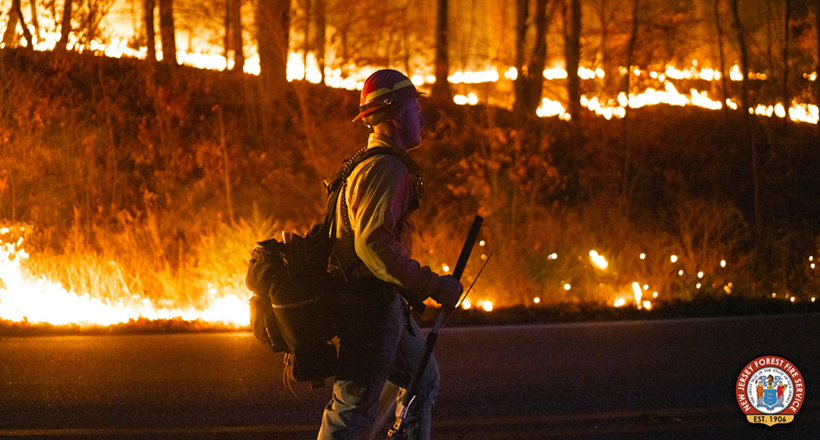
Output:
[318, 282, 439, 440]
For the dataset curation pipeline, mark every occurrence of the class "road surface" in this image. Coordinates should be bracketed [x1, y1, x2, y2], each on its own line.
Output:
[1, 313, 818, 439]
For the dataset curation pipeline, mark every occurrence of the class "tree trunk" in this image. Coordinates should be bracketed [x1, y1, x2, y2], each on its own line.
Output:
[513, 0, 529, 125]
[144, 0, 156, 62]
[624, 0, 639, 95]
[3, 1, 20, 47]
[597, 0, 609, 92]
[564, 0, 582, 126]
[816, 0, 820, 136]
[57, 0, 73, 50]
[256, 0, 291, 134]
[158, 0, 177, 65]
[29, 0, 39, 41]
[227, 0, 244, 72]
[224, 0, 230, 63]
[432, 0, 451, 101]
[12, 0, 33, 49]
[713, 0, 729, 124]
[315, 0, 326, 83]
[622, 0, 639, 210]
[303, 0, 311, 78]
[782, 0, 790, 135]
[525, 0, 549, 115]
[731, 0, 762, 241]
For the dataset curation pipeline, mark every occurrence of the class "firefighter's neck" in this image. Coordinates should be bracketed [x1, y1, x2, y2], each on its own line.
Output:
[373, 123, 410, 152]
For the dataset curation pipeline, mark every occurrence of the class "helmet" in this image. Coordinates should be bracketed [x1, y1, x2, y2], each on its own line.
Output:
[353, 69, 424, 125]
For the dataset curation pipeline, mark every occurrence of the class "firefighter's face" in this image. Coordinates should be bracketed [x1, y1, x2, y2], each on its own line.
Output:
[397, 98, 425, 150]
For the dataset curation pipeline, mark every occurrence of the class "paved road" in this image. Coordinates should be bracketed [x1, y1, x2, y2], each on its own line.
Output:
[1, 314, 818, 439]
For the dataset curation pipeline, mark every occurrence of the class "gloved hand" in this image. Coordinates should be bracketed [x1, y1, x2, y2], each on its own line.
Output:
[431, 275, 464, 310]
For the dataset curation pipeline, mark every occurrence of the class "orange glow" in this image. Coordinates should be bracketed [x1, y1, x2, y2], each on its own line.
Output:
[0, 226, 249, 328]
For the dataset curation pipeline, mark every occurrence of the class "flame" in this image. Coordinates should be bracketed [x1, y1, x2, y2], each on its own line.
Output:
[479, 300, 494, 312]
[632, 282, 643, 309]
[0, 227, 249, 328]
[449, 68, 500, 84]
[589, 250, 608, 269]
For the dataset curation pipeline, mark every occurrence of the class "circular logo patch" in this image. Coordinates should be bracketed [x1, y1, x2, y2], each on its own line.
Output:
[736, 356, 805, 426]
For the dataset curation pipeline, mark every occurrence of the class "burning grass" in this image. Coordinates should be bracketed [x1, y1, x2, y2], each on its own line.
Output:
[0, 210, 291, 331]
[1, 49, 820, 334]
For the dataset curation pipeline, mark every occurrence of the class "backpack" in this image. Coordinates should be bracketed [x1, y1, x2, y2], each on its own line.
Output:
[246, 147, 409, 389]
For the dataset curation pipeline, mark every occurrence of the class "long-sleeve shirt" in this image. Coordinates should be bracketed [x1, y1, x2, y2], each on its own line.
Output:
[334, 133, 440, 304]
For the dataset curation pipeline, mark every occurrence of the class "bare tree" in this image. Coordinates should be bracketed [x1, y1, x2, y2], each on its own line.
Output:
[302, 0, 311, 75]
[2, 1, 20, 46]
[432, 0, 451, 101]
[29, 0, 40, 41]
[713, 0, 729, 124]
[514, 0, 529, 124]
[816, 0, 820, 136]
[159, 0, 177, 65]
[57, 0, 72, 50]
[15, 0, 33, 48]
[731, 0, 762, 241]
[256, 0, 291, 133]
[314, 0, 326, 83]
[592, 0, 622, 94]
[564, 0, 582, 127]
[621, 0, 640, 209]
[226, 0, 245, 73]
[4, 0, 33, 48]
[144, 0, 157, 62]
[782, 0, 791, 135]
[514, 0, 550, 122]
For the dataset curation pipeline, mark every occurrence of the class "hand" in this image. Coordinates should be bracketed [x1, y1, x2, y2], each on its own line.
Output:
[431, 275, 463, 310]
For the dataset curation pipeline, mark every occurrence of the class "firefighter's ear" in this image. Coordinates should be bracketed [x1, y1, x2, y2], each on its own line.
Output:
[392, 103, 407, 128]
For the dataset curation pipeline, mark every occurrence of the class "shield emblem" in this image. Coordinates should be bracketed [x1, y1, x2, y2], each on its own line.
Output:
[758, 389, 780, 410]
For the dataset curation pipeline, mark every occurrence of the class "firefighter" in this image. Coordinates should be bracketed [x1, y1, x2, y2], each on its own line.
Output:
[317, 69, 463, 440]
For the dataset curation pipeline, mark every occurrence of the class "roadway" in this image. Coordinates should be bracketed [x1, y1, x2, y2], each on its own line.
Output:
[1, 313, 818, 439]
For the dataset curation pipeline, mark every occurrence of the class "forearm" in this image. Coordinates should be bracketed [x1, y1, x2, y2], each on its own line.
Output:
[356, 226, 440, 303]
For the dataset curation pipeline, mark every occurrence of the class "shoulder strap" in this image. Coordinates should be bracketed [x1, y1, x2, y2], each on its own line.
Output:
[319, 147, 407, 239]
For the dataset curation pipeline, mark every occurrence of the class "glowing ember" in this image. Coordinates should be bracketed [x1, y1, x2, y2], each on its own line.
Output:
[454, 93, 479, 106]
[0, 228, 249, 328]
[589, 250, 608, 269]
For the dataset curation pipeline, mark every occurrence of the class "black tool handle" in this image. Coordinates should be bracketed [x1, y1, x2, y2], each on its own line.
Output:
[451, 216, 483, 281]
[387, 216, 483, 440]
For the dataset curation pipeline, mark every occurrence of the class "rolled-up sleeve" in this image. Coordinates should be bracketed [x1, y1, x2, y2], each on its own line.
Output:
[347, 156, 439, 302]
